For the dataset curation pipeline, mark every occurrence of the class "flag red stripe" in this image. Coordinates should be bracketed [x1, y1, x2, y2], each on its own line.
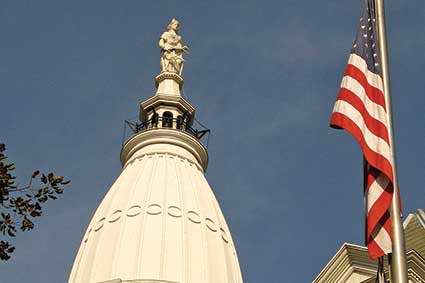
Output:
[330, 112, 393, 181]
[367, 238, 386, 260]
[366, 211, 392, 260]
[344, 64, 386, 110]
[366, 178, 393, 236]
[336, 89, 390, 143]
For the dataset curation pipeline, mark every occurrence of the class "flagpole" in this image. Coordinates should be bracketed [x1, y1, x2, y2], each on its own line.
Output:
[374, 0, 408, 282]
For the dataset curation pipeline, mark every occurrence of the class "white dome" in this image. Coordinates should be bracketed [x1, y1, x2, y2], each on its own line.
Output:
[69, 129, 243, 283]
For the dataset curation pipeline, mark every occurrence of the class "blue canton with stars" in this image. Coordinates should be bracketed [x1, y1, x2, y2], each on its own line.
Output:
[351, 0, 382, 75]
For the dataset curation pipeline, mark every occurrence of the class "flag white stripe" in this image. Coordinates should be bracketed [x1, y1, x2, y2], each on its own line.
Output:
[372, 223, 392, 254]
[348, 53, 384, 92]
[340, 76, 388, 127]
[332, 100, 392, 162]
[367, 173, 390, 213]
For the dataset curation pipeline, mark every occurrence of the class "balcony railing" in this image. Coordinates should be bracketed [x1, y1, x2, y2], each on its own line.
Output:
[122, 116, 210, 147]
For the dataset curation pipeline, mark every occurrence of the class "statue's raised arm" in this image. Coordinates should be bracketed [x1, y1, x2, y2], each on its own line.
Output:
[159, 18, 188, 76]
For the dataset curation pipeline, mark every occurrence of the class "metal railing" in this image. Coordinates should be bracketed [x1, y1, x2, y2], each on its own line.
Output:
[122, 116, 210, 147]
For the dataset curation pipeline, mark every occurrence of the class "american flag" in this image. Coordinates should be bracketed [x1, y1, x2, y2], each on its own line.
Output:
[330, 0, 395, 260]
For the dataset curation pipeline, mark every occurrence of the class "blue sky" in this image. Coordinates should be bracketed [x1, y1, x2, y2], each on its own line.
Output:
[0, 1, 424, 282]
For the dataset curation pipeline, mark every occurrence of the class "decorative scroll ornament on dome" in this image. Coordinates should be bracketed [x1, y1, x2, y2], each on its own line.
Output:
[159, 18, 188, 76]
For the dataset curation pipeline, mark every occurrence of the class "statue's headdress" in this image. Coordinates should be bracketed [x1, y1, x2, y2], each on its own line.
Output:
[167, 18, 180, 30]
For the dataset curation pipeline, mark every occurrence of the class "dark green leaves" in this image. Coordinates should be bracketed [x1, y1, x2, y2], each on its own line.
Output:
[0, 143, 70, 261]
[0, 241, 15, 260]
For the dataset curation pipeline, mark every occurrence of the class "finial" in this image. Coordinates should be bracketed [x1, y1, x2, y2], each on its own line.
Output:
[158, 18, 188, 76]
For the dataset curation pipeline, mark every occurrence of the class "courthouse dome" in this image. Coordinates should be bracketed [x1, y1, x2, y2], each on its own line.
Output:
[69, 19, 243, 283]
[69, 130, 242, 283]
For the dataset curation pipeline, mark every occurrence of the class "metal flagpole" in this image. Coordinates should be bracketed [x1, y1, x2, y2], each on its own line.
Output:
[374, 0, 408, 282]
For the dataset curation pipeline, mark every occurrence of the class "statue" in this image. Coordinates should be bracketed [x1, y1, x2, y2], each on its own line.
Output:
[159, 18, 188, 76]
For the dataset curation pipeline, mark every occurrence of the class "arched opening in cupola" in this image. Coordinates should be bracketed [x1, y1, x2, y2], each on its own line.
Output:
[162, 111, 173, 128]
[176, 115, 183, 129]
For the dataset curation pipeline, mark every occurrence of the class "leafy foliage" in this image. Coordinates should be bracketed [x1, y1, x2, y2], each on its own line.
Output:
[0, 143, 70, 261]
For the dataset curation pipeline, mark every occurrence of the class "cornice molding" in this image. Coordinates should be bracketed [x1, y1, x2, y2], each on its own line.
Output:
[361, 250, 425, 283]
[155, 72, 184, 89]
[313, 243, 377, 283]
[120, 128, 208, 171]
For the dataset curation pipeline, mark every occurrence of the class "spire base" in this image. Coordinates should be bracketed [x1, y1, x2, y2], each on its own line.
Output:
[155, 72, 184, 96]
